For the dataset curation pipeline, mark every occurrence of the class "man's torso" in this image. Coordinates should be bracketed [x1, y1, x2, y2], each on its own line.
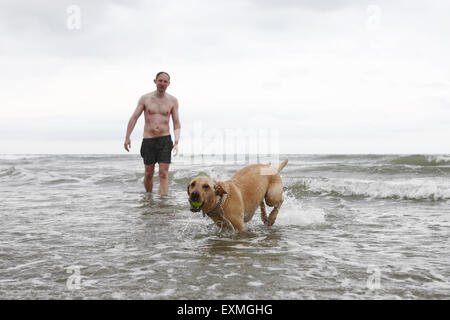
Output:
[142, 91, 176, 138]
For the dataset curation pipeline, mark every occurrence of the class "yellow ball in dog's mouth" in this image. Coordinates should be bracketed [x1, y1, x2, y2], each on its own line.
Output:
[189, 200, 203, 208]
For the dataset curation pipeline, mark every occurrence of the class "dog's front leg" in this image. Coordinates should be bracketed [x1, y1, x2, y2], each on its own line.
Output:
[224, 213, 247, 232]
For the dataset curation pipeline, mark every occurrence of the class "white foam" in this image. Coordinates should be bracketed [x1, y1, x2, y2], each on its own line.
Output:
[292, 177, 450, 201]
[426, 154, 450, 164]
[0, 154, 48, 160]
[247, 281, 264, 287]
[276, 195, 326, 226]
[111, 292, 125, 299]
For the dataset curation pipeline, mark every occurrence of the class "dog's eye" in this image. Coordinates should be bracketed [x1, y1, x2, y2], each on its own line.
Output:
[191, 182, 195, 187]
[203, 184, 210, 189]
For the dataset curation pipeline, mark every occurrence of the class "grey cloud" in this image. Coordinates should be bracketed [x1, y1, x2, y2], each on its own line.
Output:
[2, 0, 450, 65]
[249, 0, 375, 11]
[0, 0, 148, 58]
[0, 0, 143, 33]
[0, 1, 261, 61]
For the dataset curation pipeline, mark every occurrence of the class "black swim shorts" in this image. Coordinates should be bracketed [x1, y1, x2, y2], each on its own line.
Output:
[140, 135, 173, 165]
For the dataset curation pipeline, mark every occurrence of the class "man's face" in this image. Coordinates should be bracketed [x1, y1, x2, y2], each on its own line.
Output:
[154, 74, 170, 93]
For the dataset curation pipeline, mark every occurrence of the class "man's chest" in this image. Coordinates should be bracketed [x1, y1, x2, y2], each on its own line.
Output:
[144, 99, 172, 116]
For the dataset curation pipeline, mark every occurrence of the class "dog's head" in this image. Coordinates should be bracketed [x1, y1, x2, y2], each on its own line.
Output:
[187, 176, 227, 212]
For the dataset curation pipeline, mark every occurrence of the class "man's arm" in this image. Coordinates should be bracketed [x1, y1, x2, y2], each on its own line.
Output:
[171, 98, 181, 155]
[124, 96, 145, 152]
[171, 98, 181, 143]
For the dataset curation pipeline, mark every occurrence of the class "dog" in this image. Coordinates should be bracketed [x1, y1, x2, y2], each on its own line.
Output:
[187, 159, 288, 232]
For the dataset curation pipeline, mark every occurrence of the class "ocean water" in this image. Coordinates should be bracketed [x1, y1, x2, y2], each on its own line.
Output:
[0, 154, 449, 299]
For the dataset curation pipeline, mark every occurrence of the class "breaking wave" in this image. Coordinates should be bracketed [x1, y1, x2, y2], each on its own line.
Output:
[391, 155, 450, 166]
[286, 177, 450, 201]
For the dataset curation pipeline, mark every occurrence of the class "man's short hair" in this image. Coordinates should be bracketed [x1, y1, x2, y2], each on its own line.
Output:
[155, 71, 170, 81]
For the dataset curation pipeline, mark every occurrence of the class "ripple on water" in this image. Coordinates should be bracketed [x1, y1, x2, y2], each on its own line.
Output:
[1, 154, 450, 299]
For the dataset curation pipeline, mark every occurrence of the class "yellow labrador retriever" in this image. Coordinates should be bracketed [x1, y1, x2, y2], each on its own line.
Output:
[187, 159, 288, 232]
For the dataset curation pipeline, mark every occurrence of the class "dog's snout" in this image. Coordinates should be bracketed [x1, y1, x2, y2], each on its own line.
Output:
[190, 191, 200, 201]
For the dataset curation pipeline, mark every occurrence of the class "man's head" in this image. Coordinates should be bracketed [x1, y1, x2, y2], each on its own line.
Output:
[154, 71, 170, 93]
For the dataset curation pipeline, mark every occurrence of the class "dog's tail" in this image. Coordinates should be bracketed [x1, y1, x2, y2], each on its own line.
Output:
[277, 158, 288, 173]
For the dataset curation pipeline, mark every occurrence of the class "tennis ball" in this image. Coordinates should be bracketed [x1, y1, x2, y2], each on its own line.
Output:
[189, 200, 202, 208]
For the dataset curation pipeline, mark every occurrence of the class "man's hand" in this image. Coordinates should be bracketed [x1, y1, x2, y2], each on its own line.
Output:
[172, 141, 179, 156]
[124, 137, 131, 152]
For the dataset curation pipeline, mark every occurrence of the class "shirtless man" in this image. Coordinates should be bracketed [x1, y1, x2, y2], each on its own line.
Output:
[124, 71, 181, 195]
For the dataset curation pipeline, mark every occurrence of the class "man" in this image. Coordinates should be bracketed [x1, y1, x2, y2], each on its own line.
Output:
[124, 71, 181, 195]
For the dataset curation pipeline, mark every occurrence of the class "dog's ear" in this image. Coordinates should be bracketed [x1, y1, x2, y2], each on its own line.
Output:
[214, 181, 227, 196]
[187, 183, 190, 196]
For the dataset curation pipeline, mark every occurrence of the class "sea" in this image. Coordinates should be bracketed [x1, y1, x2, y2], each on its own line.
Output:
[0, 154, 449, 299]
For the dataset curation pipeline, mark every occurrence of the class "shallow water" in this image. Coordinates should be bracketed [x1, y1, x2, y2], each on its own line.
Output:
[0, 154, 449, 299]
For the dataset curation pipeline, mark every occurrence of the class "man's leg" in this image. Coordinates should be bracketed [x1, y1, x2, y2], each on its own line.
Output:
[158, 162, 170, 195]
[144, 164, 155, 192]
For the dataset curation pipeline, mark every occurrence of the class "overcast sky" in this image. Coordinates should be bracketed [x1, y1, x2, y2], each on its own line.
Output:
[1, 0, 449, 154]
